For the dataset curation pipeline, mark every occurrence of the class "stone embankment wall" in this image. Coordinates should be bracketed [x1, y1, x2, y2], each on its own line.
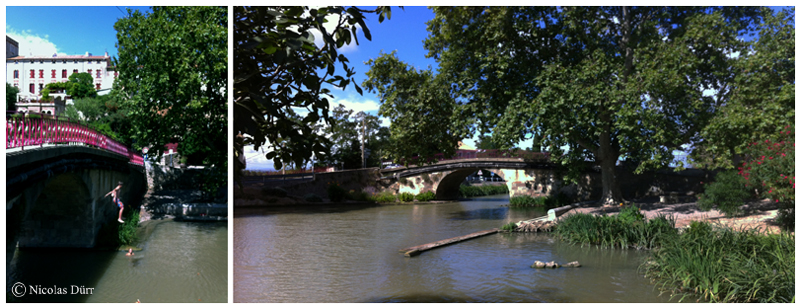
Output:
[142, 163, 227, 221]
[278, 168, 384, 198]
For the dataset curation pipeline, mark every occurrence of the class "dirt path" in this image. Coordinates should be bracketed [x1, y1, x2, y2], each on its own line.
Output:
[564, 198, 786, 234]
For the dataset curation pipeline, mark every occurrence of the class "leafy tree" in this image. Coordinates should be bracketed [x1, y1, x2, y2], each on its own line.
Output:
[66, 72, 97, 98]
[363, 52, 468, 166]
[114, 6, 228, 197]
[72, 96, 107, 122]
[317, 104, 389, 169]
[691, 8, 795, 169]
[6, 83, 19, 110]
[423, 7, 761, 205]
[233, 6, 395, 185]
[475, 134, 500, 150]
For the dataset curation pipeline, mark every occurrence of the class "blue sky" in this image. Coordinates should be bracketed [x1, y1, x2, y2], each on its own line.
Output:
[244, 7, 479, 170]
[6, 6, 151, 58]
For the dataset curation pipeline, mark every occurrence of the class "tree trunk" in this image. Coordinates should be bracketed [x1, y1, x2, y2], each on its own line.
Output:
[598, 129, 624, 206]
[599, 155, 625, 206]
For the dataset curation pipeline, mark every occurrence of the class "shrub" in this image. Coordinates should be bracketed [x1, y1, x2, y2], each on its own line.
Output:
[327, 183, 347, 202]
[415, 191, 436, 201]
[459, 184, 509, 197]
[348, 190, 371, 202]
[500, 222, 517, 231]
[399, 192, 415, 202]
[698, 170, 752, 217]
[372, 191, 396, 203]
[616, 205, 645, 224]
[303, 193, 322, 203]
[261, 186, 287, 198]
[509, 194, 570, 208]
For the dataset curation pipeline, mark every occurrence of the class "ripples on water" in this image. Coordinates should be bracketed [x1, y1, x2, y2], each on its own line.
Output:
[8, 220, 227, 303]
[234, 196, 671, 303]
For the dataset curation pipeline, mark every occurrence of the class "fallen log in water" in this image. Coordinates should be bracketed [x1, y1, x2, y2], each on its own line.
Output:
[399, 228, 500, 257]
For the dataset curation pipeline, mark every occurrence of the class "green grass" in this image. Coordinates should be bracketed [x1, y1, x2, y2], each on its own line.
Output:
[371, 191, 396, 203]
[555, 209, 795, 303]
[643, 223, 794, 303]
[459, 184, 509, 197]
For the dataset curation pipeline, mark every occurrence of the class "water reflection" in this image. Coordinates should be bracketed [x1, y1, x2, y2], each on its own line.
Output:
[7, 220, 227, 303]
[235, 195, 671, 303]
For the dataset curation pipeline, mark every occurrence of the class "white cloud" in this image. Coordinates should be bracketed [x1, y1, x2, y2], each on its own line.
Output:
[6, 27, 66, 57]
[306, 8, 361, 54]
[330, 97, 380, 114]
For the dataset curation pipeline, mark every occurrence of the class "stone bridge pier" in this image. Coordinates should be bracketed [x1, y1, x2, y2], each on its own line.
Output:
[6, 168, 145, 248]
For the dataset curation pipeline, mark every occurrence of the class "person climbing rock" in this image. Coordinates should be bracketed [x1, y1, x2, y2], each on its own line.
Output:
[105, 181, 125, 223]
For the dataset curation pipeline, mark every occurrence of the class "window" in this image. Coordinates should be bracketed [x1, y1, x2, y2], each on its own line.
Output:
[88, 69, 92, 76]
[39, 60, 43, 64]
[29, 83, 35, 94]
[114, 71, 118, 78]
[62, 69, 68, 78]
[96, 70, 101, 78]
[73, 69, 78, 75]
[96, 83, 101, 90]
[39, 70, 44, 78]
[52, 60, 56, 64]
[30, 70, 35, 78]
[51, 70, 56, 78]
[14, 70, 19, 79]
[62, 60, 67, 64]
[39, 84, 43, 92]
[74, 60, 78, 64]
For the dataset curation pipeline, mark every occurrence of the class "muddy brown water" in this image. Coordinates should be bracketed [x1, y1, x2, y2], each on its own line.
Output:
[6, 220, 227, 303]
[234, 195, 676, 303]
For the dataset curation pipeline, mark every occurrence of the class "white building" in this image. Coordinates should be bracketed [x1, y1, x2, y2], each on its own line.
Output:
[7, 49, 119, 102]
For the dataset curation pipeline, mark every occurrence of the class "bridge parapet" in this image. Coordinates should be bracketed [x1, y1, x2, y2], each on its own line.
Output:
[6, 111, 143, 166]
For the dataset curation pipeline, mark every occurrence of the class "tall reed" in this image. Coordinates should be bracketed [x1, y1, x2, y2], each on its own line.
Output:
[642, 223, 794, 303]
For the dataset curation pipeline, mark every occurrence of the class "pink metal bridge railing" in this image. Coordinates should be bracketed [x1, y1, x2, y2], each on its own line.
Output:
[6, 112, 144, 166]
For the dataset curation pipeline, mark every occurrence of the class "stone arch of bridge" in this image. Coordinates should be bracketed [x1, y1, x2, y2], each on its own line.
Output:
[20, 172, 94, 247]
[395, 167, 559, 201]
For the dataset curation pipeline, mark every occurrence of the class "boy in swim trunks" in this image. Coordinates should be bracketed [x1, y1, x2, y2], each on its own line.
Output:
[105, 181, 125, 223]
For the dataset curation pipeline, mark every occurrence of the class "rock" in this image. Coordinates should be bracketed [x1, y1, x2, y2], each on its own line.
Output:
[545, 261, 560, 268]
[531, 261, 546, 268]
[562, 261, 581, 268]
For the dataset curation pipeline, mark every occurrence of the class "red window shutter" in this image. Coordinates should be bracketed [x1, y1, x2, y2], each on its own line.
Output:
[30, 70, 35, 78]
[51, 70, 56, 78]
[39, 70, 43, 78]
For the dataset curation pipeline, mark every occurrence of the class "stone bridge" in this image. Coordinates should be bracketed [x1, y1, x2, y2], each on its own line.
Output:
[380, 158, 561, 200]
[7, 114, 147, 248]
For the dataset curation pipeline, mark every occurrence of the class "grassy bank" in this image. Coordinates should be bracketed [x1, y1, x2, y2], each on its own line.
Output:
[554, 207, 794, 303]
[459, 184, 509, 198]
[95, 210, 140, 247]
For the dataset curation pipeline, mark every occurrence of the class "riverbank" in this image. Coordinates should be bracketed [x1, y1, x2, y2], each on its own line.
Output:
[562, 197, 786, 234]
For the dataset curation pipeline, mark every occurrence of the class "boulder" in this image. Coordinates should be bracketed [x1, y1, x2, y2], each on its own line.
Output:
[531, 261, 546, 268]
[545, 261, 560, 268]
[562, 261, 581, 268]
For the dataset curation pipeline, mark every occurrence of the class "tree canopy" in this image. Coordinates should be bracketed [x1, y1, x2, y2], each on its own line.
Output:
[692, 7, 795, 169]
[113, 6, 227, 195]
[233, 6, 395, 182]
[316, 104, 390, 169]
[66, 72, 97, 98]
[6, 83, 19, 110]
[419, 6, 763, 205]
[363, 51, 469, 166]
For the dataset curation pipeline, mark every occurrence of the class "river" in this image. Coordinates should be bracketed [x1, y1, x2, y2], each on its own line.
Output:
[234, 195, 674, 303]
[6, 220, 227, 303]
